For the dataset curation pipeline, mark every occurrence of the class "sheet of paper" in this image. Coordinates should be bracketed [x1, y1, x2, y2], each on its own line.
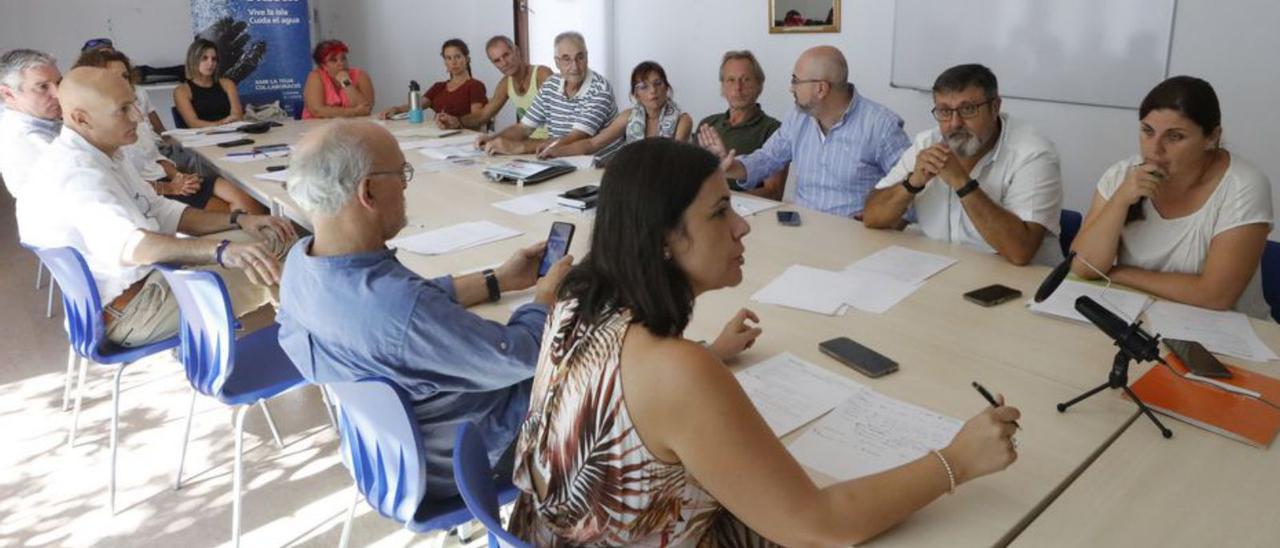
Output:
[388, 221, 522, 256]
[789, 390, 963, 480]
[841, 269, 924, 314]
[162, 120, 251, 138]
[253, 170, 290, 183]
[1146, 301, 1278, 362]
[176, 132, 249, 148]
[845, 246, 958, 286]
[417, 134, 480, 148]
[397, 139, 440, 151]
[418, 144, 485, 160]
[751, 265, 854, 316]
[1027, 279, 1151, 325]
[492, 191, 562, 216]
[392, 127, 462, 139]
[735, 353, 866, 437]
[557, 155, 596, 171]
[731, 194, 783, 217]
[222, 148, 290, 163]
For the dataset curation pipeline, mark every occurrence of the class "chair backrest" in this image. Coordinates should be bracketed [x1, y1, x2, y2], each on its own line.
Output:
[328, 378, 428, 526]
[171, 106, 188, 129]
[22, 244, 104, 357]
[453, 423, 529, 548]
[1059, 209, 1083, 257]
[1263, 241, 1280, 323]
[156, 267, 236, 398]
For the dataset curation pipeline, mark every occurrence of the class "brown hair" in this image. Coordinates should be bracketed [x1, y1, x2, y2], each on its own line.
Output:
[184, 39, 220, 81]
[74, 48, 135, 84]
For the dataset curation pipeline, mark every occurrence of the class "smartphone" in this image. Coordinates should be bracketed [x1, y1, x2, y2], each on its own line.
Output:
[819, 337, 899, 378]
[217, 138, 255, 148]
[265, 165, 288, 172]
[561, 184, 599, 200]
[538, 221, 575, 277]
[963, 284, 1022, 307]
[776, 210, 802, 226]
[1165, 338, 1232, 378]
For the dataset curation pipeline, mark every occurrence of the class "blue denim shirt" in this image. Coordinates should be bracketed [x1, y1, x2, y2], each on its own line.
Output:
[277, 236, 548, 498]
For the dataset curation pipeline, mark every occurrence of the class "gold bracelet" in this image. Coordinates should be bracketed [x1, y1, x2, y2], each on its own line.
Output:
[931, 449, 956, 495]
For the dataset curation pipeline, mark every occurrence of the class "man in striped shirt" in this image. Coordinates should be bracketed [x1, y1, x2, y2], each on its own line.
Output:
[476, 31, 618, 157]
[699, 46, 910, 218]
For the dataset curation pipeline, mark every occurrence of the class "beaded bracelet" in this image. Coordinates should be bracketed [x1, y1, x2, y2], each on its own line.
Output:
[931, 449, 956, 495]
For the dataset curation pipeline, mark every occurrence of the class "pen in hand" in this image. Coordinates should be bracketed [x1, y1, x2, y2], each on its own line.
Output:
[972, 381, 1020, 430]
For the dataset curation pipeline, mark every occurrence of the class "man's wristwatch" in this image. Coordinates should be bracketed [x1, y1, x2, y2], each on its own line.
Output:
[229, 210, 244, 228]
[901, 177, 926, 195]
[482, 269, 501, 303]
[956, 179, 980, 198]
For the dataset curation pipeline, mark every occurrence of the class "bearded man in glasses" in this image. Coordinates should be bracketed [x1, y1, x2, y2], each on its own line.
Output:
[863, 63, 1064, 266]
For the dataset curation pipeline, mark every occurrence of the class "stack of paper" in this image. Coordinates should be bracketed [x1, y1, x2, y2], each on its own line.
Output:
[731, 195, 783, 217]
[788, 389, 963, 480]
[418, 145, 485, 161]
[253, 170, 290, 183]
[388, 221, 522, 255]
[751, 265, 922, 316]
[845, 246, 957, 285]
[492, 191, 562, 216]
[1146, 301, 1278, 362]
[1027, 279, 1151, 324]
[735, 353, 865, 437]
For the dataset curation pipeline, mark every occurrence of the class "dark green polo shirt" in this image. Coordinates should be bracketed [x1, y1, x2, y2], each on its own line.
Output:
[697, 104, 781, 190]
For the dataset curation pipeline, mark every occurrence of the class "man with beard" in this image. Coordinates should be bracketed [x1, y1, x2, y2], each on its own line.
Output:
[863, 64, 1063, 266]
[435, 35, 553, 136]
[698, 46, 909, 218]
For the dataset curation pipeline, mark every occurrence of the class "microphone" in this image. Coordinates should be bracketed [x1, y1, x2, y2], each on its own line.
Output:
[1034, 251, 1113, 303]
[1074, 295, 1161, 362]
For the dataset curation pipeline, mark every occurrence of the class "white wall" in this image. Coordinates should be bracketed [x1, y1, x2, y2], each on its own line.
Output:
[0, 0, 193, 70]
[526, 0, 613, 82]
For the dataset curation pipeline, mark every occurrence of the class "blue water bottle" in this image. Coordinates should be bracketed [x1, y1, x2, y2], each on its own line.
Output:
[408, 80, 424, 124]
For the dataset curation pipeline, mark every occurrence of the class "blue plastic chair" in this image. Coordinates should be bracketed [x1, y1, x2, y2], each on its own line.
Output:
[171, 106, 188, 129]
[327, 378, 518, 548]
[1262, 241, 1280, 323]
[157, 266, 306, 547]
[1059, 209, 1083, 257]
[454, 423, 530, 548]
[21, 244, 179, 514]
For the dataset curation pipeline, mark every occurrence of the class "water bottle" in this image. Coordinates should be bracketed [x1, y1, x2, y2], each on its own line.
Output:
[408, 80, 424, 124]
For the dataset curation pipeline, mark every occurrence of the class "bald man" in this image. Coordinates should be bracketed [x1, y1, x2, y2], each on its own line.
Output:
[17, 66, 295, 347]
[277, 120, 570, 499]
[700, 46, 910, 218]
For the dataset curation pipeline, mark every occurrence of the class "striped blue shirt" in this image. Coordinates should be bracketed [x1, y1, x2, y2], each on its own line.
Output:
[521, 70, 618, 143]
[740, 90, 910, 217]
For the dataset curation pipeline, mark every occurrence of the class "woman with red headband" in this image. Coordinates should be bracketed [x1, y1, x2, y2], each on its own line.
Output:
[302, 40, 375, 119]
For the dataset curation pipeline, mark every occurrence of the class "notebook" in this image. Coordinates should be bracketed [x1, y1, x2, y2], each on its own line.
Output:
[482, 159, 576, 186]
[1129, 354, 1280, 447]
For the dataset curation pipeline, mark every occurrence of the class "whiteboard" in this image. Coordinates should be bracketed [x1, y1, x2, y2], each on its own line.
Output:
[890, 0, 1176, 109]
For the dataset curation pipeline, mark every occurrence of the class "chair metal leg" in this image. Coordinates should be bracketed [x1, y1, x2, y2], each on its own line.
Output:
[318, 385, 338, 430]
[257, 399, 282, 448]
[45, 280, 56, 318]
[338, 483, 359, 548]
[68, 357, 88, 446]
[109, 363, 128, 514]
[35, 262, 44, 289]
[62, 346, 77, 412]
[174, 389, 198, 490]
[232, 405, 250, 548]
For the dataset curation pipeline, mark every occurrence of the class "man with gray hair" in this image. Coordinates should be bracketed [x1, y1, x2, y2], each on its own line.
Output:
[277, 119, 571, 500]
[696, 50, 787, 199]
[475, 31, 618, 156]
[0, 48, 62, 199]
[700, 46, 910, 218]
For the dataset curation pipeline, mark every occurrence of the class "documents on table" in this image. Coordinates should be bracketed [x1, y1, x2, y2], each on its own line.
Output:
[751, 265, 922, 315]
[253, 170, 290, 183]
[223, 148, 291, 163]
[418, 144, 485, 161]
[392, 127, 462, 140]
[1145, 301, 1279, 362]
[730, 194, 783, 217]
[735, 353, 866, 437]
[416, 134, 479, 148]
[788, 389, 963, 481]
[1026, 279, 1151, 324]
[557, 155, 596, 171]
[388, 221, 522, 255]
[492, 191, 562, 216]
[845, 245, 957, 286]
[162, 120, 252, 139]
[173, 132, 249, 148]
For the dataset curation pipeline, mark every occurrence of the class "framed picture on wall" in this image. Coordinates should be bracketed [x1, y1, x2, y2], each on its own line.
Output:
[769, 0, 840, 34]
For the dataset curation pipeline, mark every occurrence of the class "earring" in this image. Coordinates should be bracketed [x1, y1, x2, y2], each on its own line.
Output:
[663, 248, 672, 260]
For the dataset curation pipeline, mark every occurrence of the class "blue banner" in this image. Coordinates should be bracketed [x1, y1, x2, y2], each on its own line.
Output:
[191, 0, 311, 118]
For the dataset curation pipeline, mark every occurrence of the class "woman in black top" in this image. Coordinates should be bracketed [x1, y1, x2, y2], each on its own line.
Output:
[173, 39, 244, 128]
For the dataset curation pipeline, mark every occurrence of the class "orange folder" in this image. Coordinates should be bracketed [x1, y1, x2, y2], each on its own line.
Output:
[1129, 354, 1280, 448]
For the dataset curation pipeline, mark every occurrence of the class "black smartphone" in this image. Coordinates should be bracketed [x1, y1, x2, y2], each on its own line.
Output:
[561, 184, 599, 200]
[538, 221, 575, 277]
[819, 337, 899, 378]
[964, 284, 1022, 307]
[1165, 338, 1232, 378]
[265, 165, 288, 172]
[776, 210, 802, 226]
[217, 138, 255, 148]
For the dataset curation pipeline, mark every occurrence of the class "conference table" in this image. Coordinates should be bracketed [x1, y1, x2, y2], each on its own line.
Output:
[185, 118, 1280, 547]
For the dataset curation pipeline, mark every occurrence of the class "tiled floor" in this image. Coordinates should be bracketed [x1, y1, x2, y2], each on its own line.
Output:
[0, 192, 477, 547]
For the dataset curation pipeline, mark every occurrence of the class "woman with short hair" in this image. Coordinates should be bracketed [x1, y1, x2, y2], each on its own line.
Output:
[302, 39, 375, 119]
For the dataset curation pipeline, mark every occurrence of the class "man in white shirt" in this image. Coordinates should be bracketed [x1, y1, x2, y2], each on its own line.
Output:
[17, 67, 295, 347]
[0, 49, 63, 199]
[863, 64, 1063, 266]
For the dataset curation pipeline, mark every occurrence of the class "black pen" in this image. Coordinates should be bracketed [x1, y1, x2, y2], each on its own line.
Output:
[972, 381, 1020, 429]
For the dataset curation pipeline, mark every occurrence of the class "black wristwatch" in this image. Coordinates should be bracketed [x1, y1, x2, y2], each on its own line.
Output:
[956, 179, 980, 199]
[901, 177, 926, 195]
[482, 268, 501, 303]
[229, 210, 244, 228]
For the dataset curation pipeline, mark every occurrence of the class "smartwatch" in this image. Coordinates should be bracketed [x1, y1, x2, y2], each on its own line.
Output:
[901, 177, 926, 195]
[482, 269, 501, 303]
[956, 179, 980, 199]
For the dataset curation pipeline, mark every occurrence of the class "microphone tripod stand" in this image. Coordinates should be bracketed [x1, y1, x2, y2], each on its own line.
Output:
[1056, 329, 1174, 439]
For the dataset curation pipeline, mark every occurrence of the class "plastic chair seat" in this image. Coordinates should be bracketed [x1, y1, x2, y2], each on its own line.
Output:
[215, 325, 305, 406]
[407, 484, 519, 534]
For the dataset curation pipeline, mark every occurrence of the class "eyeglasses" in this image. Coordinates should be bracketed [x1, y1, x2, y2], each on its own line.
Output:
[633, 80, 666, 92]
[931, 99, 996, 121]
[555, 53, 587, 65]
[790, 75, 827, 87]
[369, 162, 415, 183]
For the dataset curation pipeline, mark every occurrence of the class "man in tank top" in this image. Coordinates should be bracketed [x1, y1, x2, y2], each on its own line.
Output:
[436, 35, 551, 138]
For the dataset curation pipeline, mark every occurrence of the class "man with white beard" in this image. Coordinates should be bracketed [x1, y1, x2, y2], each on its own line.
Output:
[862, 64, 1064, 266]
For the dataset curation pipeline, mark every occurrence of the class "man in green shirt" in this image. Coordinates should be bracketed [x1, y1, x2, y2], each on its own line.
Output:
[696, 50, 787, 199]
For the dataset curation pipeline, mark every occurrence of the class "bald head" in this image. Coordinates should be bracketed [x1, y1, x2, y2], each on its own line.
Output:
[288, 120, 401, 216]
[59, 66, 139, 153]
[797, 46, 849, 84]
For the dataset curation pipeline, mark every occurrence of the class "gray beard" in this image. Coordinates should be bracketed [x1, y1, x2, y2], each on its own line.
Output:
[946, 131, 984, 158]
